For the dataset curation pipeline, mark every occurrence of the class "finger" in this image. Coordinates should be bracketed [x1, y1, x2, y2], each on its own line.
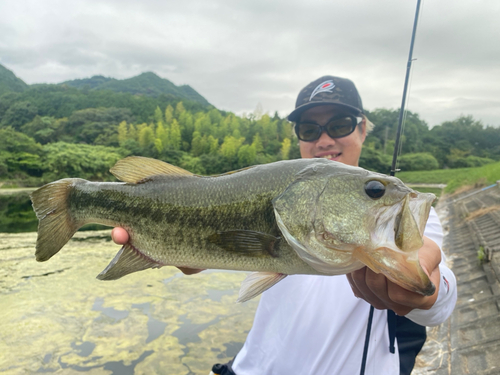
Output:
[403, 236, 442, 310]
[346, 273, 362, 298]
[384, 281, 420, 315]
[111, 227, 129, 245]
[349, 268, 388, 310]
[350, 268, 412, 314]
[418, 236, 441, 277]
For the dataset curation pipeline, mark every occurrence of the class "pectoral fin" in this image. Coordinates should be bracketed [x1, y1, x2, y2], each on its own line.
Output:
[238, 272, 287, 302]
[208, 230, 280, 257]
[97, 243, 163, 280]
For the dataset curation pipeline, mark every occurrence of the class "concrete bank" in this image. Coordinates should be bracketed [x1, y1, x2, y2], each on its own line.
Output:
[414, 183, 500, 374]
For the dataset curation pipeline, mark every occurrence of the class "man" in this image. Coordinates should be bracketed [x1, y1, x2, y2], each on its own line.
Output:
[112, 76, 457, 374]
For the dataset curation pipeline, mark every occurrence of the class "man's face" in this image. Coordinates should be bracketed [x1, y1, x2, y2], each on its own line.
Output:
[298, 105, 366, 167]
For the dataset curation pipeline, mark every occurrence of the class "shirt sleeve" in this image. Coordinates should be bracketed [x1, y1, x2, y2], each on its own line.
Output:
[405, 207, 457, 326]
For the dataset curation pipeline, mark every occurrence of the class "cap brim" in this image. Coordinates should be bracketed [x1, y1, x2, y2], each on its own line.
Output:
[287, 102, 362, 122]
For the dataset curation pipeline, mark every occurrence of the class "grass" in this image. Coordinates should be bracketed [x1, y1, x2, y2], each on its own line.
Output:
[397, 161, 500, 194]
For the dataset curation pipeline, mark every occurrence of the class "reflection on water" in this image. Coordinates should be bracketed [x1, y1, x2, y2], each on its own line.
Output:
[0, 230, 259, 374]
[71, 341, 96, 357]
[0, 192, 38, 233]
[174, 314, 222, 347]
[55, 349, 155, 375]
[93, 297, 129, 322]
[132, 302, 168, 344]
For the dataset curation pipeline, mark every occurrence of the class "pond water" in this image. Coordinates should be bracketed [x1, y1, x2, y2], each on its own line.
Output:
[0, 192, 259, 375]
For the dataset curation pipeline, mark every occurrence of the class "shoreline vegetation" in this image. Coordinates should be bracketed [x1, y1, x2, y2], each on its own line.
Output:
[397, 161, 500, 194]
[1, 64, 499, 199]
[2, 162, 498, 234]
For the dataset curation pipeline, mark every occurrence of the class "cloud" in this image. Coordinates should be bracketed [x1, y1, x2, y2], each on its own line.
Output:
[0, 0, 498, 127]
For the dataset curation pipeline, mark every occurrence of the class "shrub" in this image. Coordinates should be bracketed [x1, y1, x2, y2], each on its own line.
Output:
[398, 153, 439, 171]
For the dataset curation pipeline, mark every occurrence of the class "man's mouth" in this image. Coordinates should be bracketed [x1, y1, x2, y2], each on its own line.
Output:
[315, 153, 341, 160]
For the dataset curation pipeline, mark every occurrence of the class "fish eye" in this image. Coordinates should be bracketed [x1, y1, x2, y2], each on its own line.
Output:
[364, 180, 385, 199]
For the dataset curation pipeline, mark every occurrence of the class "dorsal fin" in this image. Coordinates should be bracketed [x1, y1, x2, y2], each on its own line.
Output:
[110, 156, 193, 183]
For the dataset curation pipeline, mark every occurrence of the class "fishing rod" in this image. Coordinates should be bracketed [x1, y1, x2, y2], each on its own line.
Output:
[390, 0, 422, 177]
[361, 2, 423, 374]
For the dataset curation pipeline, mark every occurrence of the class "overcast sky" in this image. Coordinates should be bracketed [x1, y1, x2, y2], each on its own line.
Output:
[1, 0, 499, 127]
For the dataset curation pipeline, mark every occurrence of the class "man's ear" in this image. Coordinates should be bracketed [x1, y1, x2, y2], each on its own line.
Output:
[359, 119, 367, 144]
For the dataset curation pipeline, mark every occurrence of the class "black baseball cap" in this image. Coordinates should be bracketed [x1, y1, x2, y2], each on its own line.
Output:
[287, 75, 363, 122]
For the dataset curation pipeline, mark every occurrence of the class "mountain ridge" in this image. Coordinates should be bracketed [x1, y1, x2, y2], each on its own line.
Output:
[0, 64, 29, 96]
[0, 64, 210, 106]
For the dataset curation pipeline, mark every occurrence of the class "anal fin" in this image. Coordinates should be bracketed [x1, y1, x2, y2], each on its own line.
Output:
[97, 243, 162, 280]
[237, 272, 287, 303]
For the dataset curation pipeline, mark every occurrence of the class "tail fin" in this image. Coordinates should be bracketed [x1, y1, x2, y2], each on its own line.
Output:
[30, 178, 84, 262]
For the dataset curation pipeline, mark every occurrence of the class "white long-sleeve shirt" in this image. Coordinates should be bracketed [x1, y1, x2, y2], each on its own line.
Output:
[232, 207, 457, 375]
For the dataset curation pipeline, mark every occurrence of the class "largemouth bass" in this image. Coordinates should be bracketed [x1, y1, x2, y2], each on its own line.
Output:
[31, 156, 436, 302]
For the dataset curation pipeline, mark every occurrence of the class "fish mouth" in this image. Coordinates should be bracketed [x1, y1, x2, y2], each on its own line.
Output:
[408, 192, 435, 237]
[358, 191, 437, 296]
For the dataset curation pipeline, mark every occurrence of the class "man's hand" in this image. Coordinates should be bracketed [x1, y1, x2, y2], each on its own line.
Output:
[111, 227, 204, 275]
[346, 236, 441, 316]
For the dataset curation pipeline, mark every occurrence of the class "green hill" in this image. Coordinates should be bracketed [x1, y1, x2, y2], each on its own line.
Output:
[0, 64, 29, 96]
[60, 75, 116, 89]
[0, 64, 210, 107]
[62, 72, 210, 106]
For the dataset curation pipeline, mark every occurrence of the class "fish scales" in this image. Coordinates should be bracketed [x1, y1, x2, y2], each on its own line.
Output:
[63, 160, 321, 275]
[31, 156, 437, 300]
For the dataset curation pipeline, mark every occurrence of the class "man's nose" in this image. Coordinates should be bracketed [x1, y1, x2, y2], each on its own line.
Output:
[315, 130, 336, 148]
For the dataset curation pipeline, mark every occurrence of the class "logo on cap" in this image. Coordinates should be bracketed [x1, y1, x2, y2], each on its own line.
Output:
[309, 80, 335, 101]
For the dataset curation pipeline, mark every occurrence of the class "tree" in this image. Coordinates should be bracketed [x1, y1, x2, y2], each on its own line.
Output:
[238, 144, 257, 166]
[398, 153, 439, 171]
[21, 115, 66, 144]
[0, 127, 43, 176]
[428, 115, 485, 167]
[63, 107, 132, 145]
[41, 142, 124, 180]
[251, 133, 264, 154]
[138, 125, 155, 151]
[191, 131, 207, 156]
[0, 127, 42, 154]
[165, 105, 174, 124]
[280, 138, 292, 160]
[117, 121, 128, 146]
[179, 111, 194, 149]
[128, 123, 138, 141]
[154, 106, 163, 125]
[359, 147, 391, 173]
[0, 101, 38, 130]
[289, 139, 301, 160]
[154, 138, 164, 154]
[365, 108, 429, 155]
[220, 135, 245, 160]
[207, 135, 219, 154]
[180, 154, 206, 174]
[170, 119, 182, 150]
[175, 101, 185, 117]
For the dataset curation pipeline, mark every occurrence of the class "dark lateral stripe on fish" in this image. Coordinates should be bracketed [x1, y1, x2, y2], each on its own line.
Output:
[68, 182, 278, 232]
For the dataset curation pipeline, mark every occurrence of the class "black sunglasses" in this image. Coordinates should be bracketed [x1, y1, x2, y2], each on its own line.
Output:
[295, 115, 362, 142]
